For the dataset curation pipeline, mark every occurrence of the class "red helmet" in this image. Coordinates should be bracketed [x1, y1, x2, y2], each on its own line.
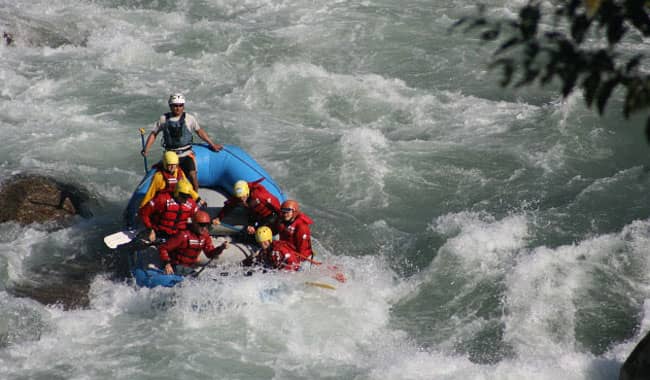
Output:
[193, 210, 211, 224]
[281, 200, 299, 214]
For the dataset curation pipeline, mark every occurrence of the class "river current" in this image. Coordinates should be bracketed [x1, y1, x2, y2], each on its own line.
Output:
[1, 1, 650, 379]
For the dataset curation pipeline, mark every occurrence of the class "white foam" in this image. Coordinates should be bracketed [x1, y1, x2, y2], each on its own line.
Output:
[432, 211, 529, 273]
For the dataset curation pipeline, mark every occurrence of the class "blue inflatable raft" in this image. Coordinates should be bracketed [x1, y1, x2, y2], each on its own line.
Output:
[122, 144, 286, 288]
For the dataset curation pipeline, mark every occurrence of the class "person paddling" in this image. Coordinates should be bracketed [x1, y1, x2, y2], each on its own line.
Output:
[141, 93, 223, 191]
[139, 151, 205, 208]
[212, 179, 281, 236]
[242, 226, 300, 271]
[138, 180, 198, 243]
[158, 210, 228, 275]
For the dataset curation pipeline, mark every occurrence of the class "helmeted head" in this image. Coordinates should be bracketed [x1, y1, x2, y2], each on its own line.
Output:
[163, 151, 179, 171]
[168, 93, 185, 116]
[192, 210, 211, 233]
[281, 199, 299, 221]
[233, 180, 250, 199]
[255, 226, 273, 248]
[174, 180, 193, 200]
[193, 210, 211, 224]
[168, 93, 185, 105]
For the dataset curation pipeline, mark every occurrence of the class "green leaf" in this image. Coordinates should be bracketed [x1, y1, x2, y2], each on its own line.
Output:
[490, 58, 515, 87]
[571, 14, 591, 43]
[515, 69, 540, 88]
[481, 29, 500, 40]
[606, 14, 626, 44]
[519, 4, 541, 39]
[626, 54, 643, 74]
[583, 72, 601, 107]
[596, 78, 619, 114]
[561, 70, 578, 97]
[495, 37, 521, 55]
[624, 80, 650, 118]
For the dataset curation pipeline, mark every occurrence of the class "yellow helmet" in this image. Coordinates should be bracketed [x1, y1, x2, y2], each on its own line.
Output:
[233, 180, 250, 198]
[255, 226, 273, 243]
[163, 151, 179, 168]
[174, 180, 193, 198]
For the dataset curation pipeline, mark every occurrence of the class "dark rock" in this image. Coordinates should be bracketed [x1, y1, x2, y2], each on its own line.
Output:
[0, 174, 93, 226]
[620, 331, 650, 380]
[9, 281, 90, 310]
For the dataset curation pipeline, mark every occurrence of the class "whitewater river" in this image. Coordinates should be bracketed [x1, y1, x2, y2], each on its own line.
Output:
[1, 1, 650, 379]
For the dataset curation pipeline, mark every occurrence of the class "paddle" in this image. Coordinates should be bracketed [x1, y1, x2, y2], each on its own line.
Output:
[208, 270, 337, 290]
[104, 230, 140, 249]
[305, 281, 336, 290]
[189, 254, 217, 278]
[139, 128, 148, 173]
[210, 222, 244, 234]
[190, 242, 229, 278]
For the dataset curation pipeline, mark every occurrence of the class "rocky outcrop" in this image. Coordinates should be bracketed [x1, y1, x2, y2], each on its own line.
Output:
[620, 331, 650, 380]
[0, 174, 92, 226]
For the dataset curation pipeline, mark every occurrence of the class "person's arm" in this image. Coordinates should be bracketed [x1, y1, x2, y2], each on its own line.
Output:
[189, 187, 205, 207]
[281, 252, 301, 271]
[141, 132, 158, 156]
[138, 201, 155, 230]
[158, 233, 186, 274]
[139, 172, 164, 207]
[138, 200, 159, 242]
[206, 241, 228, 259]
[196, 128, 223, 152]
[260, 186, 281, 214]
[214, 198, 237, 223]
[277, 244, 301, 271]
[294, 223, 312, 260]
[269, 195, 281, 214]
[142, 119, 163, 156]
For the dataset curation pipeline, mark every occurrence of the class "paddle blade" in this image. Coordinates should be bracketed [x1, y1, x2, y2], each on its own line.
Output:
[305, 281, 336, 290]
[103, 230, 138, 249]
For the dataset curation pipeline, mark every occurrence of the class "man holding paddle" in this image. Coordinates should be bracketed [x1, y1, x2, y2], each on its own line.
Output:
[140, 93, 223, 190]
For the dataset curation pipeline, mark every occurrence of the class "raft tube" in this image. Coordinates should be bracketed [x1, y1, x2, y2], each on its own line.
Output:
[124, 144, 286, 228]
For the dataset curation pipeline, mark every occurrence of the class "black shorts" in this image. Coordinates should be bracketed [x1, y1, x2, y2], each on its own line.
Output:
[178, 155, 196, 175]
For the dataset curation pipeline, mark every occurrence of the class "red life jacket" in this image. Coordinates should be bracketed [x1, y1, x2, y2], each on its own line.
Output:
[247, 180, 281, 219]
[259, 240, 300, 271]
[140, 192, 197, 236]
[152, 162, 184, 194]
[163, 230, 213, 266]
[277, 213, 313, 261]
[217, 179, 281, 222]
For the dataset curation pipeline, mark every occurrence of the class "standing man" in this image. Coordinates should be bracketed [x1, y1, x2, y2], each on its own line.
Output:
[141, 93, 223, 190]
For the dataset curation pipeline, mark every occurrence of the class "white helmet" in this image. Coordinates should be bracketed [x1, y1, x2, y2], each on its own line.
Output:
[168, 93, 185, 105]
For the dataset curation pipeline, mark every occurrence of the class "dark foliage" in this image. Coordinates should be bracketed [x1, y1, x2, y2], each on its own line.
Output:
[453, 0, 650, 140]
